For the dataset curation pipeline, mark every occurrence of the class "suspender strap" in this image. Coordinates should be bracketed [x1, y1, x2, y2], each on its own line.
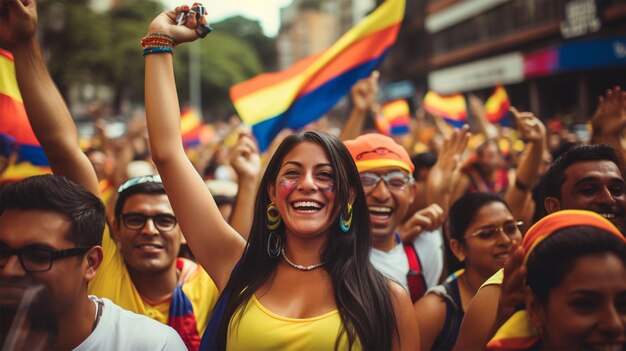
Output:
[403, 242, 427, 302]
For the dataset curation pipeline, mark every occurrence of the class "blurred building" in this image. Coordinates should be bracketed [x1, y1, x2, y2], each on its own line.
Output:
[384, 0, 626, 123]
[277, 0, 341, 69]
[277, 0, 380, 69]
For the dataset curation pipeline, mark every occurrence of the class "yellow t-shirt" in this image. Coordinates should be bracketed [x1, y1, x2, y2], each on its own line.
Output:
[480, 268, 504, 289]
[88, 227, 219, 335]
[226, 296, 362, 351]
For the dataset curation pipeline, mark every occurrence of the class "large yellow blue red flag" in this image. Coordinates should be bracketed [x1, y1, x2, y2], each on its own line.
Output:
[230, 0, 405, 151]
[0, 48, 51, 183]
[484, 85, 511, 124]
[423, 91, 468, 128]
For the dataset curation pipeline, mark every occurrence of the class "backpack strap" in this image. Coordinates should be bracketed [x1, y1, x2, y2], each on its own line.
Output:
[403, 242, 427, 302]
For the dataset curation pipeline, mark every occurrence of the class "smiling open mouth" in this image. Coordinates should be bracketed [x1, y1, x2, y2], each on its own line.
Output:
[135, 243, 164, 250]
[369, 206, 393, 219]
[292, 201, 323, 213]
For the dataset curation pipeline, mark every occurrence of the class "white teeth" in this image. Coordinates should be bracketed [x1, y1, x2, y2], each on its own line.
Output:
[368, 206, 392, 213]
[138, 244, 161, 249]
[600, 213, 616, 219]
[293, 201, 321, 209]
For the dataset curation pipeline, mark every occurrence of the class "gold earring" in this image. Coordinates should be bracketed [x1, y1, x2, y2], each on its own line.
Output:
[267, 203, 281, 231]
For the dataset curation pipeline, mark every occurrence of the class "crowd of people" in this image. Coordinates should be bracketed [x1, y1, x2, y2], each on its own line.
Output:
[1, 1, 625, 350]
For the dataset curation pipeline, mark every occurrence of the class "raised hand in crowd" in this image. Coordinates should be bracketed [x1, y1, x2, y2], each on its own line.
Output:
[228, 132, 261, 239]
[503, 107, 546, 229]
[340, 70, 380, 140]
[398, 203, 444, 243]
[591, 86, 626, 158]
[144, 4, 243, 292]
[468, 94, 499, 140]
[493, 241, 526, 334]
[0, 0, 98, 194]
[428, 125, 470, 214]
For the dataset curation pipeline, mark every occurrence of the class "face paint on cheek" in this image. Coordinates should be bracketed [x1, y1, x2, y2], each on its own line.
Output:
[278, 178, 298, 197]
[320, 184, 335, 194]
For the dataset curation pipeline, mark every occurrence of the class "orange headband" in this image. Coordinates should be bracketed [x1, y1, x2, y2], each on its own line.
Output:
[522, 209, 625, 264]
[344, 133, 414, 174]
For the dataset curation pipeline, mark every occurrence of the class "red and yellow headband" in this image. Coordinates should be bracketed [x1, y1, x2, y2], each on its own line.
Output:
[522, 209, 625, 264]
[344, 134, 414, 174]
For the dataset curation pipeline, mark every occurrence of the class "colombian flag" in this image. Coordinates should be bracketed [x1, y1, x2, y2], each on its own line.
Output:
[0, 48, 51, 183]
[484, 85, 511, 125]
[230, 0, 405, 151]
[423, 91, 467, 128]
[180, 107, 203, 148]
[377, 99, 411, 136]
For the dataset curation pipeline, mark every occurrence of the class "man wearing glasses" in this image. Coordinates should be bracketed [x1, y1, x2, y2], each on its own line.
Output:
[0, 175, 186, 350]
[88, 175, 218, 351]
[345, 134, 444, 302]
[1, 1, 215, 349]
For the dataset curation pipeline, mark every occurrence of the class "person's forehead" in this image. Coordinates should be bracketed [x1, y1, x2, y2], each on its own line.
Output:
[122, 193, 173, 213]
[564, 160, 624, 181]
[0, 209, 72, 248]
[361, 166, 408, 175]
[282, 143, 329, 165]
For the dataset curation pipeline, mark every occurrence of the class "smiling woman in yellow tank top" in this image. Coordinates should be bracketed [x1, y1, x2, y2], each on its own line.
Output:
[142, 4, 419, 350]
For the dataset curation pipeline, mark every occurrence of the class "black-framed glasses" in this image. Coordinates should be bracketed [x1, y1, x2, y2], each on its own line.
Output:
[464, 221, 523, 241]
[0, 246, 92, 273]
[355, 147, 401, 161]
[360, 171, 414, 191]
[121, 213, 177, 232]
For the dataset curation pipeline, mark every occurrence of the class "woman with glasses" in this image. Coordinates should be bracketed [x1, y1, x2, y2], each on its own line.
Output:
[414, 192, 522, 350]
[142, 4, 418, 350]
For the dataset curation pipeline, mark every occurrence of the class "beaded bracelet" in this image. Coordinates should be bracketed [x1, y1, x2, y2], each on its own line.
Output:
[141, 33, 176, 56]
[143, 46, 174, 56]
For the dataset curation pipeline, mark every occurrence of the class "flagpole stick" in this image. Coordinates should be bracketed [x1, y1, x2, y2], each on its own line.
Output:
[468, 94, 498, 140]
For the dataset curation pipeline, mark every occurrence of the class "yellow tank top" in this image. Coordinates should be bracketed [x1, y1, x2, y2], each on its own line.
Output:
[226, 296, 362, 351]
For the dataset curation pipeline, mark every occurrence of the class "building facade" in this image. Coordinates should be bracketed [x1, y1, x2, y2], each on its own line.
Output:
[384, 0, 626, 123]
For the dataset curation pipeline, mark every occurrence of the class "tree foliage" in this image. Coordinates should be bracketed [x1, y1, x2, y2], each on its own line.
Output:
[36, 1, 275, 119]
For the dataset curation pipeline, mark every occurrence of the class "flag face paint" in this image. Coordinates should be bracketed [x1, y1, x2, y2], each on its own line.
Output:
[0, 48, 51, 183]
[320, 185, 336, 194]
[278, 178, 298, 197]
[230, 0, 406, 151]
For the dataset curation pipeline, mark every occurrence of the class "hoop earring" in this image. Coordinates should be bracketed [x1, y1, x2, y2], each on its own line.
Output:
[339, 203, 353, 233]
[267, 203, 281, 231]
[267, 231, 283, 258]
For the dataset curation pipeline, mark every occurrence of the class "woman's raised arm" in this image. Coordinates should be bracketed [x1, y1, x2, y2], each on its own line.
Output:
[144, 6, 245, 292]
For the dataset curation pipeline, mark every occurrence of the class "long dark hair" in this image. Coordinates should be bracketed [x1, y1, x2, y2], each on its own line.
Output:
[216, 131, 398, 350]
